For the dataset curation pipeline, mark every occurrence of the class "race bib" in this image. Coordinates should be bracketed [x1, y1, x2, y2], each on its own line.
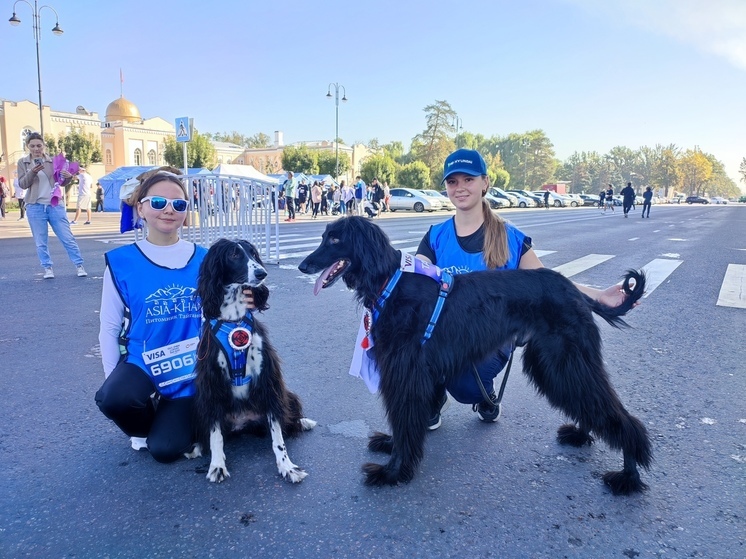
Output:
[142, 336, 200, 392]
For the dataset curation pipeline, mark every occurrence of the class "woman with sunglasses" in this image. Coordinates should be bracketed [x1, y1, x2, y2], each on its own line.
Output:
[95, 173, 253, 463]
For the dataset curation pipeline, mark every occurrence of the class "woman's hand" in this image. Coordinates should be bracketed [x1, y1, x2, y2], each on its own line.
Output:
[242, 288, 256, 311]
[597, 283, 639, 308]
[60, 169, 72, 179]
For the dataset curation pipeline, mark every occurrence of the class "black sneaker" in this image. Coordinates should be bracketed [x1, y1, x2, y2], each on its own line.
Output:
[473, 392, 501, 422]
[428, 392, 450, 431]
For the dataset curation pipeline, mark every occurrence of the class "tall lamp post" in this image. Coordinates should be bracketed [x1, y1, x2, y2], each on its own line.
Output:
[9, 0, 64, 137]
[326, 82, 347, 180]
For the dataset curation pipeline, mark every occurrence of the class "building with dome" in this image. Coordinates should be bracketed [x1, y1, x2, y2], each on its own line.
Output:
[0, 95, 175, 184]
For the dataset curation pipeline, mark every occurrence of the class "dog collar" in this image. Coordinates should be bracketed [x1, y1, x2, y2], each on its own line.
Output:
[210, 313, 255, 387]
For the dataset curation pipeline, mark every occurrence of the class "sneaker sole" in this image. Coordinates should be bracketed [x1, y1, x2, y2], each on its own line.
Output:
[428, 396, 450, 431]
[478, 403, 501, 422]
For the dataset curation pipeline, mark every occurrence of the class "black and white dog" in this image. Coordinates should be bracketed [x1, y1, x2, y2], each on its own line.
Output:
[299, 217, 652, 495]
[188, 239, 315, 483]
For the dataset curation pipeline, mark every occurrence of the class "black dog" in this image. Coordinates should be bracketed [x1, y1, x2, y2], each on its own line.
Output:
[188, 238, 315, 483]
[299, 217, 652, 495]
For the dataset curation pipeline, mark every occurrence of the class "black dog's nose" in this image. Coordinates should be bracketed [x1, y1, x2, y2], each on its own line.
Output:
[254, 268, 267, 281]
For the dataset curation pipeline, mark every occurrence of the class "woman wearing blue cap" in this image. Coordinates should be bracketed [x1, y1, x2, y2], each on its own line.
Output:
[416, 148, 634, 428]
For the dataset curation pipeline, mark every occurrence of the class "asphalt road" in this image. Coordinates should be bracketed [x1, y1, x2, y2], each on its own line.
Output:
[0, 204, 744, 558]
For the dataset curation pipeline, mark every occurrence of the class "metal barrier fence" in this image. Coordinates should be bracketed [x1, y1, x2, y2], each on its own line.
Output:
[180, 173, 280, 262]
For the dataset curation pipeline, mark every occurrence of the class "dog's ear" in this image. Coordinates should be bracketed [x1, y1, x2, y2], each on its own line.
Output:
[197, 239, 229, 319]
[251, 284, 270, 312]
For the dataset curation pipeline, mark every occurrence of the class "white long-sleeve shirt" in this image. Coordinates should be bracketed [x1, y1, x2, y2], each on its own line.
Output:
[98, 239, 197, 377]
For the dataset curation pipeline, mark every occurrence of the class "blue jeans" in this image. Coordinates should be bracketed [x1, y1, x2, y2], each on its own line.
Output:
[26, 203, 84, 269]
[446, 345, 513, 404]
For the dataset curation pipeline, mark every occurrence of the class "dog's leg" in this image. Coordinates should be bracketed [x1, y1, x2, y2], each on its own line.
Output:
[522, 338, 652, 495]
[206, 424, 230, 483]
[268, 415, 308, 483]
[362, 362, 431, 486]
[368, 432, 394, 454]
[300, 418, 317, 431]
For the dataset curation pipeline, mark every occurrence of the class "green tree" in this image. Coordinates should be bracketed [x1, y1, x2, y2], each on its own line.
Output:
[281, 145, 318, 174]
[164, 131, 217, 169]
[650, 145, 682, 197]
[604, 146, 639, 187]
[410, 100, 457, 186]
[679, 149, 712, 195]
[360, 154, 397, 185]
[246, 133, 272, 148]
[739, 157, 746, 186]
[45, 129, 102, 166]
[396, 161, 430, 189]
[317, 150, 351, 176]
[383, 141, 408, 164]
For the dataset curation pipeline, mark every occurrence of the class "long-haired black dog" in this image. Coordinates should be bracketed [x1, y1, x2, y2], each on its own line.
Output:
[187, 238, 316, 483]
[299, 217, 652, 495]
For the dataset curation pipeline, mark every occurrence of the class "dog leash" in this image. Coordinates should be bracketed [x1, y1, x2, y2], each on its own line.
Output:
[471, 348, 514, 407]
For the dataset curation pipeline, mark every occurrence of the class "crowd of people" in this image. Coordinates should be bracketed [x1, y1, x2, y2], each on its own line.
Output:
[278, 173, 391, 221]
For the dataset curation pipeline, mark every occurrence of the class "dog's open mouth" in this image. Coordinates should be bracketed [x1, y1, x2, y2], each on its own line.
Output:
[313, 259, 349, 295]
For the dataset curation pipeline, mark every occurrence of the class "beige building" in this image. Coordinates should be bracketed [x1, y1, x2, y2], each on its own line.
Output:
[0, 96, 174, 185]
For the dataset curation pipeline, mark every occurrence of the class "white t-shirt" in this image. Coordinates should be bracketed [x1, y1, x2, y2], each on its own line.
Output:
[98, 238, 198, 377]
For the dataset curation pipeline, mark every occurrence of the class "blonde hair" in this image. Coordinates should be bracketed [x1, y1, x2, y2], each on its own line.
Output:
[481, 198, 509, 269]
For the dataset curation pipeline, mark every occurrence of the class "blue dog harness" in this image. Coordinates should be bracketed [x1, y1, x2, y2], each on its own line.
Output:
[363, 253, 453, 348]
[210, 313, 255, 387]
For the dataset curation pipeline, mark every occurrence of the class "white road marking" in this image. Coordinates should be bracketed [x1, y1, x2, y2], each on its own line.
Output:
[640, 258, 684, 298]
[716, 264, 746, 309]
[629, 237, 640, 241]
[552, 254, 615, 278]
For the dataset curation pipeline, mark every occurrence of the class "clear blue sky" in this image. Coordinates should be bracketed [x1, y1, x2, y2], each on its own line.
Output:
[3, 0, 745, 187]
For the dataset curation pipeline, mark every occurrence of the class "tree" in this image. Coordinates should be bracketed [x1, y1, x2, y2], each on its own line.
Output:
[739, 157, 746, 186]
[679, 149, 712, 195]
[604, 146, 639, 187]
[281, 145, 318, 174]
[45, 129, 102, 167]
[164, 131, 217, 169]
[317, 150, 351, 176]
[360, 154, 397, 185]
[396, 161, 430, 189]
[246, 133, 272, 148]
[383, 141, 408, 164]
[410, 100, 457, 187]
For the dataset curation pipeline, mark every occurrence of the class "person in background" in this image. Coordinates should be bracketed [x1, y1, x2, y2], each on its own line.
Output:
[598, 189, 605, 210]
[95, 182, 104, 212]
[13, 172, 26, 220]
[605, 184, 615, 213]
[641, 186, 653, 218]
[17, 132, 86, 279]
[383, 181, 391, 212]
[283, 171, 297, 222]
[620, 182, 635, 218]
[311, 181, 322, 219]
[354, 176, 365, 216]
[0, 176, 7, 219]
[71, 166, 93, 225]
[543, 189, 550, 209]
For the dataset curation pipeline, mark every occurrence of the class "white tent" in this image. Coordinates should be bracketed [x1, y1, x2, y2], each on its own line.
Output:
[211, 163, 279, 185]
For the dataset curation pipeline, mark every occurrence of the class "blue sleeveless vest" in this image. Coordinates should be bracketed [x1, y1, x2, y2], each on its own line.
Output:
[428, 218, 526, 273]
[106, 243, 207, 399]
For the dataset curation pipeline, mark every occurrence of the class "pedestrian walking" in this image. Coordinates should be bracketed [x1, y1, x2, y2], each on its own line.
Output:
[621, 182, 635, 218]
[13, 173, 26, 219]
[543, 190, 550, 209]
[95, 182, 104, 212]
[71, 166, 93, 225]
[641, 186, 652, 218]
[604, 184, 615, 212]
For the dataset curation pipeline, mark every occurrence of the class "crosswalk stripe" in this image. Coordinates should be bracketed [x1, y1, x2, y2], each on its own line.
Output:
[640, 258, 683, 298]
[716, 264, 746, 309]
[552, 254, 615, 278]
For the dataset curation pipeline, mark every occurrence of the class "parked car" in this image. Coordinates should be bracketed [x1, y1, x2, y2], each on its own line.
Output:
[710, 196, 728, 204]
[507, 189, 545, 207]
[578, 194, 599, 206]
[685, 195, 709, 204]
[532, 190, 567, 207]
[484, 193, 507, 209]
[739, 196, 746, 203]
[388, 187, 443, 212]
[502, 189, 537, 208]
[424, 189, 455, 211]
[488, 187, 519, 207]
[563, 194, 585, 207]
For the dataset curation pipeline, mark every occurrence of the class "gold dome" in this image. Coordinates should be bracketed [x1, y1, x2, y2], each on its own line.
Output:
[105, 96, 142, 123]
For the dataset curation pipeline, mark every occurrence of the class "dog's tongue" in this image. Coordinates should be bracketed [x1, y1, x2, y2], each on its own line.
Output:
[313, 264, 336, 296]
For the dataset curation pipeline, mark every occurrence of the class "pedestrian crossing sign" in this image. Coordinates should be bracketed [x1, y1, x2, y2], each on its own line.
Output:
[175, 117, 193, 142]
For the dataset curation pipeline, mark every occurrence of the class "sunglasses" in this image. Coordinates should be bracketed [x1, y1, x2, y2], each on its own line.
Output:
[140, 196, 188, 212]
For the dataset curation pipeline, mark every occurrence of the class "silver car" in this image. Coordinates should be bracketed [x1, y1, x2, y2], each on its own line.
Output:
[388, 188, 443, 212]
[424, 190, 456, 211]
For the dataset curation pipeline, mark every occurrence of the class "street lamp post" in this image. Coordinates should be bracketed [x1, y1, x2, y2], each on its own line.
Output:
[326, 83, 347, 180]
[9, 0, 64, 137]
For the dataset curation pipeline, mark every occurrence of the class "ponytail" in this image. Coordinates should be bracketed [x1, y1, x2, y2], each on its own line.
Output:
[481, 199, 509, 269]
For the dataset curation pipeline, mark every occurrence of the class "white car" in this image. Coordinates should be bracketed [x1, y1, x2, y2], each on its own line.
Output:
[563, 194, 584, 207]
[388, 188, 443, 212]
[488, 187, 519, 207]
[503, 190, 537, 208]
[711, 196, 728, 204]
[423, 190, 455, 211]
[532, 190, 567, 207]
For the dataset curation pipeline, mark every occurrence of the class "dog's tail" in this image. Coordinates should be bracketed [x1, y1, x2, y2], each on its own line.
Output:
[587, 269, 646, 328]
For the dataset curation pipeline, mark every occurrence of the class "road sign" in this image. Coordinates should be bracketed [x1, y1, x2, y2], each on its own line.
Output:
[175, 117, 192, 143]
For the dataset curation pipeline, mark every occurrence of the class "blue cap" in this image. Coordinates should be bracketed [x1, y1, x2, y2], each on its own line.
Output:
[442, 149, 487, 183]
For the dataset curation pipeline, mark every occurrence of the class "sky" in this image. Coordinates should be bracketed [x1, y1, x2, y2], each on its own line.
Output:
[3, 0, 745, 188]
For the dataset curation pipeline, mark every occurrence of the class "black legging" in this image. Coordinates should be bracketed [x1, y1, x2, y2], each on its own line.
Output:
[286, 196, 296, 219]
[95, 361, 194, 463]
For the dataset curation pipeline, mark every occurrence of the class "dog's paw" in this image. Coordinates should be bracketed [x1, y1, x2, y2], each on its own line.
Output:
[603, 470, 648, 495]
[300, 418, 317, 431]
[557, 423, 594, 447]
[207, 464, 230, 483]
[368, 432, 393, 454]
[184, 443, 203, 459]
[362, 462, 408, 486]
[282, 465, 308, 483]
